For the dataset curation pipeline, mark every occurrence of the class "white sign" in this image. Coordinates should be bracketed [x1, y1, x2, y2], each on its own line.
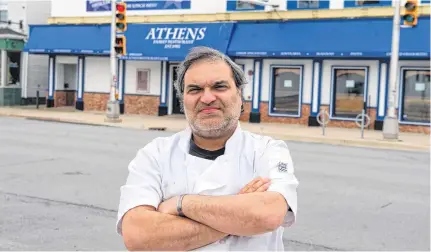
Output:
[145, 27, 207, 49]
[284, 80, 292, 88]
[346, 80, 355, 88]
[415, 83, 425, 92]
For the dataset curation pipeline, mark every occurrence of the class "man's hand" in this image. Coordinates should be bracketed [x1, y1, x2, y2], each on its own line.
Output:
[239, 177, 271, 194]
[157, 196, 179, 216]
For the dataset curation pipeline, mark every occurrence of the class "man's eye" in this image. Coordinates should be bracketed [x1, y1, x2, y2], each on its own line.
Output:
[215, 85, 227, 89]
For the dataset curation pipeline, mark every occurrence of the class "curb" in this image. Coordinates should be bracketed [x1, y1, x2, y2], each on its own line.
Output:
[1, 112, 429, 152]
[267, 133, 429, 152]
[2, 114, 114, 128]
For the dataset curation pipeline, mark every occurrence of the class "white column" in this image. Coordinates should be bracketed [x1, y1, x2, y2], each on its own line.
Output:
[1, 50, 7, 87]
[311, 61, 321, 115]
[252, 60, 261, 112]
[378, 62, 388, 119]
[118, 60, 124, 101]
[160, 61, 167, 105]
[21, 52, 29, 98]
[77, 57, 84, 101]
[48, 56, 55, 98]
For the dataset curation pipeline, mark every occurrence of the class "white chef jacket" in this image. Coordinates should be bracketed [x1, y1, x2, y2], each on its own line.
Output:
[117, 123, 299, 251]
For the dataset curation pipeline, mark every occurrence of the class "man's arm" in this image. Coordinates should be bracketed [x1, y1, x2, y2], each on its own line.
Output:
[157, 140, 298, 237]
[121, 205, 227, 251]
[118, 143, 225, 251]
[180, 192, 288, 236]
[122, 177, 271, 251]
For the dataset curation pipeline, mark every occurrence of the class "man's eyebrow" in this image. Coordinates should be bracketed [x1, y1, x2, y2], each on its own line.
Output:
[214, 80, 229, 85]
[185, 80, 230, 90]
[185, 84, 201, 90]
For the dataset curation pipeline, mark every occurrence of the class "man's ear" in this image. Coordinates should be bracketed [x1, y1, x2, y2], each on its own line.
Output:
[240, 91, 245, 114]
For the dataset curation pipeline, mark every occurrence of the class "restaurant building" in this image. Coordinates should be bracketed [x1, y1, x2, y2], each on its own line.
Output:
[23, 0, 430, 133]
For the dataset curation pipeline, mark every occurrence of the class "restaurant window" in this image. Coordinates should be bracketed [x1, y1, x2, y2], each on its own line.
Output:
[137, 69, 150, 93]
[288, 0, 329, 9]
[227, 0, 264, 11]
[344, 0, 391, 8]
[331, 67, 367, 118]
[400, 69, 430, 123]
[356, 0, 381, 5]
[270, 66, 302, 116]
[0, 10, 7, 22]
[237, 0, 255, 9]
[298, 0, 319, 8]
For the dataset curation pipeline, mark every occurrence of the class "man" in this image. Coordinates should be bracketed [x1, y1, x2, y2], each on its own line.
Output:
[116, 46, 299, 251]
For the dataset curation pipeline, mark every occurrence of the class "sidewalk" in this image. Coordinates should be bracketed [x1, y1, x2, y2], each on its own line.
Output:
[0, 106, 429, 152]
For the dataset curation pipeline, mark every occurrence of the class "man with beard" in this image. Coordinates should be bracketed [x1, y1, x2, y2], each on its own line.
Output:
[116, 46, 299, 251]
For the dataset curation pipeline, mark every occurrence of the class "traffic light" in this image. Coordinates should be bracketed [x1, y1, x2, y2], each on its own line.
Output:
[403, 0, 418, 27]
[114, 35, 126, 55]
[116, 2, 127, 32]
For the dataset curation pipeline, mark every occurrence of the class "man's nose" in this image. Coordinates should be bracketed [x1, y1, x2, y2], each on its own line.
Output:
[200, 88, 216, 104]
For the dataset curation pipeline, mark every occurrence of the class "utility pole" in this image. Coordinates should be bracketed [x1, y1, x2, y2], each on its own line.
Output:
[383, 0, 400, 140]
[105, 0, 121, 122]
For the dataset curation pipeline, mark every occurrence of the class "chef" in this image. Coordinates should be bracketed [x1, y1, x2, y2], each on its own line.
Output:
[116, 46, 299, 251]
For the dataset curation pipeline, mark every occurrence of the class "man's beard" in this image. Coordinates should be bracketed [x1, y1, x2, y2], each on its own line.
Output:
[185, 107, 239, 139]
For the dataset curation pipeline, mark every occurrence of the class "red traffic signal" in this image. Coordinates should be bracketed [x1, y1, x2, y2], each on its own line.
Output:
[116, 2, 127, 32]
[116, 3, 125, 12]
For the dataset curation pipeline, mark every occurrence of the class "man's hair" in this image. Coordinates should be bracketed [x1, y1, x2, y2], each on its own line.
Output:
[173, 46, 248, 112]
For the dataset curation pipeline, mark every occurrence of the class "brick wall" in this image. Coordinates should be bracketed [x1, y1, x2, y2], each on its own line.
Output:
[260, 102, 310, 125]
[319, 105, 377, 129]
[239, 101, 252, 122]
[83, 93, 159, 116]
[83, 93, 109, 111]
[394, 108, 430, 134]
[54, 91, 76, 107]
[124, 95, 159, 116]
[399, 125, 430, 134]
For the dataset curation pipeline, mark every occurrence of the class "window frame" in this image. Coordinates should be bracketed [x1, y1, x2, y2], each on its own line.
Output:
[287, 0, 330, 10]
[344, 0, 392, 8]
[226, 0, 265, 12]
[398, 66, 430, 125]
[297, 0, 319, 8]
[268, 64, 303, 118]
[6, 50, 21, 87]
[0, 10, 8, 23]
[329, 66, 369, 121]
[136, 68, 151, 94]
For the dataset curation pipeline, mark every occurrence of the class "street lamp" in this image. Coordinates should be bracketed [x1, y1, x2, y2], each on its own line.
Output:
[382, 0, 402, 140]
[105, 0, 126, 123]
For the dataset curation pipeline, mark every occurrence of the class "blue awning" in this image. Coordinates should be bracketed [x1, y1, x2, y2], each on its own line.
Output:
[228, 17, 430, 58]
[24, 24, 111, 55]
[24, 22, 235, 61]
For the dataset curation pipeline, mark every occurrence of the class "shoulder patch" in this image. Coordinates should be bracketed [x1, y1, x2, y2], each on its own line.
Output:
[277, 162, 288, 173]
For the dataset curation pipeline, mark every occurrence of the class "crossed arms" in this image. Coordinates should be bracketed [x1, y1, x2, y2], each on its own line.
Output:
[121, 178, 289, 251]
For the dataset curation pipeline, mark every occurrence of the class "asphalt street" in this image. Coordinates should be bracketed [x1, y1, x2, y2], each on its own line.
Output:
[0, 116, 429, 251]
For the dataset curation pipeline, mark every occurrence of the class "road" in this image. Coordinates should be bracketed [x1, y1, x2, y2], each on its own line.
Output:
[0, 116, 429, 251]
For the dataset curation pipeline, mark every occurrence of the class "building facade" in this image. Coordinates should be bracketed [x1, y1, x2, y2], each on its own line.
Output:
[0, 0, 51, 106]
[24, 0, 430, 133]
